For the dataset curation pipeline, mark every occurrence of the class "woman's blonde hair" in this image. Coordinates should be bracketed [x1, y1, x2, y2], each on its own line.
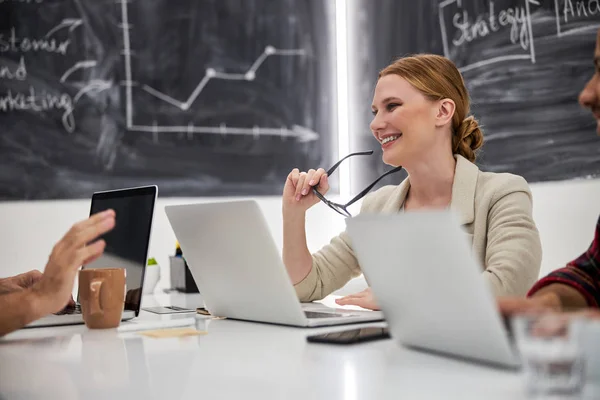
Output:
[378, 54, 483, 162]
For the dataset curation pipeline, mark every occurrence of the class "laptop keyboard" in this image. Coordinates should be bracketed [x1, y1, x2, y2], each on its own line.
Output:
[55, 304, 82, 315]
[304, 311, 344, 319]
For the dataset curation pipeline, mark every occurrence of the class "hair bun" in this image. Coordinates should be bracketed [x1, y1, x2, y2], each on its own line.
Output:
[454, 116, 483, 162]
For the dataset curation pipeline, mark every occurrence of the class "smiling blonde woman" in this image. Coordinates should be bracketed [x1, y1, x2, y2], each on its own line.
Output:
[281, 54, 542, 310]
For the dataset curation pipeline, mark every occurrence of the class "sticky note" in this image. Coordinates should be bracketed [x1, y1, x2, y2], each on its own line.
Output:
[139, 327, 207, 338]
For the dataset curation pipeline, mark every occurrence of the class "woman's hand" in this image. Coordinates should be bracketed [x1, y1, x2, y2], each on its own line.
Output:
[282, 168, 329, 214]
[335, 288, 380, 310]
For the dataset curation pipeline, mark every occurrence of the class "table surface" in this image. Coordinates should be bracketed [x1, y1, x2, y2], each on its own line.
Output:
[0, 293, 556, 400]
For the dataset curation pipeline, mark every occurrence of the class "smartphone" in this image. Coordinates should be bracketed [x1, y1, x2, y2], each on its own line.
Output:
[306, 327, 390, 345]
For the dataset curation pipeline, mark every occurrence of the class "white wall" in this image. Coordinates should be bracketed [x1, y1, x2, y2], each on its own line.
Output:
[530, 178, 600, 277]
[0, 196, 346, 292]
[0, 178, 598, 293]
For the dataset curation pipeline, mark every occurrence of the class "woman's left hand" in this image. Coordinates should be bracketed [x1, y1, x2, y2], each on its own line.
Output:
[335, 288, 380, 310]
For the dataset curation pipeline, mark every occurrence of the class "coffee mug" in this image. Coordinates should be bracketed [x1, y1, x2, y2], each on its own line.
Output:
[79, 268, 126, 329]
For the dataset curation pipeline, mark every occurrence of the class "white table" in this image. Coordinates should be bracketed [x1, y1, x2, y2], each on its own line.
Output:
[0, 293, 529, 400]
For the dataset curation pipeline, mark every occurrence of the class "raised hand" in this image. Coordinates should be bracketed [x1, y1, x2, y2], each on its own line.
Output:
[282, 167, 329, 214]
[32, 210, 116, 315]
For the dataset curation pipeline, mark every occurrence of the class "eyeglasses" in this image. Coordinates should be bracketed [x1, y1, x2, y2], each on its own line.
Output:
[312, 151, 403, 217]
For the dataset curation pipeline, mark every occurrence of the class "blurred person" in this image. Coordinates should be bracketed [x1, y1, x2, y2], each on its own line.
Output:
[498, 29, 600, 321]
[0, 210, 115, 336]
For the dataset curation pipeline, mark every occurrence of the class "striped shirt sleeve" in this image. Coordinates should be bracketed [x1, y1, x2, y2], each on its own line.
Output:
[527, 215, 600, 307]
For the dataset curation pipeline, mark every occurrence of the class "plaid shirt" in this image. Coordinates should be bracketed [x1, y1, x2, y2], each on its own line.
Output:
[528, 215, 600, 307]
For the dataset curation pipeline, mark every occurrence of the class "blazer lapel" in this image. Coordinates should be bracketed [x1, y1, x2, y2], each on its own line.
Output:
[377, 155, 478, 221]
[380, 177, 411, 212]
[450, 155, 478, 226]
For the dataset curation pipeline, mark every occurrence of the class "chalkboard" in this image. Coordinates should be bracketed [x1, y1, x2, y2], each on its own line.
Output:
[347, 0, 600, 193]
[0, 0, 335, 200]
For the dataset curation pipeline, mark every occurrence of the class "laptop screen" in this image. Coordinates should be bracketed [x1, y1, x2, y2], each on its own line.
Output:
[84, 186, 157, 316]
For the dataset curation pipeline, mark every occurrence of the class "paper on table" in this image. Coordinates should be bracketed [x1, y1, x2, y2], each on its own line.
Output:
[117, 317, 196, 332]
[139, 327, 207, 339]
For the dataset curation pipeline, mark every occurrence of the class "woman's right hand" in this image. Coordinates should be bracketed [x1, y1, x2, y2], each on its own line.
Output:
[282, 168, 329, 214]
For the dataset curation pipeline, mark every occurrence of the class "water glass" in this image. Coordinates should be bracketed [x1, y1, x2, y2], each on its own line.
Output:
[578, 319, 600, 399]
[512, 313, 585, 399]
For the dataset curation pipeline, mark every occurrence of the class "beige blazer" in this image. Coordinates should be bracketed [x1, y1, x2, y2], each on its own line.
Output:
[294, 155, 542, 301]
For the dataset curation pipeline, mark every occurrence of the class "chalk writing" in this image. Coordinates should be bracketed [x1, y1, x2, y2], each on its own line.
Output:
[439, 0, 537, 72]
[451, 3, 530, 51]
[562, 0, 600, 22]
[0, 28, 70, 55]
[0, 56, 27, 80]
[0, 0, 43, 3]
[555, 0, 600, 36]
[0, 87, 74, 132]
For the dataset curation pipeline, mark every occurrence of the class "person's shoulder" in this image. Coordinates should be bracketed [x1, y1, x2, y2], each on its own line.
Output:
[361, 184, 399, 211]
[476, 169, 531, 201]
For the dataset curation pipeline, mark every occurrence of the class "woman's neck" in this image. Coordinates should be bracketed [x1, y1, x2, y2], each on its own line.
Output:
[404, 152, 456, 209]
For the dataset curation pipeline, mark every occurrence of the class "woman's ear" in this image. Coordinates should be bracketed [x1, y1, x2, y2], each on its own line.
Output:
[435, 99, 455, 128]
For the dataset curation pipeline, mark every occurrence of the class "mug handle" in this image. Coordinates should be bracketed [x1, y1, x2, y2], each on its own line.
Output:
[89, 278, 105, 316]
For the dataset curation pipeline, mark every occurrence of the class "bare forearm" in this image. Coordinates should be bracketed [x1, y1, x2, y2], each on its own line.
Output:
[532, 283, 589, 310]
[0, 289, 47, 336]
[282, 210, 313, 285]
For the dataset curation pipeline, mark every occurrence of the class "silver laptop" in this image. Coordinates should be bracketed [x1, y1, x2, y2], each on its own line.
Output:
[25, 185, 158, 328]
[346, 210, 520, 368]
[165, 199, 382, 327]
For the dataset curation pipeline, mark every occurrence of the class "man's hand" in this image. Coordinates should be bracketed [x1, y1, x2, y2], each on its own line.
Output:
[0, 270, 43, 295]
[497, 292, 562, 317]
[31, 210, 116, 315]
[335, 288, 380, 310]
[521, 309, 600, 337]
[0, 270, 77, 309]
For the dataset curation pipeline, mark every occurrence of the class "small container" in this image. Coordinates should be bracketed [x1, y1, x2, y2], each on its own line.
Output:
[143, 257, 161, 294]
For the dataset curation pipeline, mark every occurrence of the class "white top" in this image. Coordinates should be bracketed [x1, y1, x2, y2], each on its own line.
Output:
[0, 293, 530, 400]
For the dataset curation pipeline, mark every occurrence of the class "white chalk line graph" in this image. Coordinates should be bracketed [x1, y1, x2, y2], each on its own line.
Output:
[118, 0, 318, 142]
[141, 46, 306, 110]
[438, 0, 539, 73]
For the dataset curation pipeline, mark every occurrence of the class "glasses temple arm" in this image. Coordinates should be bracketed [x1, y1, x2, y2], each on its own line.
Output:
[344, 166, 404, 208]
[326, 151, 374, 176]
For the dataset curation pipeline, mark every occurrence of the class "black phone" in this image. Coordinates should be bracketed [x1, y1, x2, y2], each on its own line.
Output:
[306, 327, 390, 345]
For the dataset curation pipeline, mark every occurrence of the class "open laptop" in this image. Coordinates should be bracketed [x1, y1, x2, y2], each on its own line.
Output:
[346, 210, 521, 369]
[165, 199, 383, 327]
[25, 185, 157, 328]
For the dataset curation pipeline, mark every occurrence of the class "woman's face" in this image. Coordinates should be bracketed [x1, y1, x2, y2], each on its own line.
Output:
[370, 74, 442, 167]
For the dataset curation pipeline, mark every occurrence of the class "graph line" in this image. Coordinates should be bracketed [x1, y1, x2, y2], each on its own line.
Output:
[140, 46, 306, 111]
[128, 124, 319, 142]
[120, 0, 134, 128]
[118, 0, 317, 142]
